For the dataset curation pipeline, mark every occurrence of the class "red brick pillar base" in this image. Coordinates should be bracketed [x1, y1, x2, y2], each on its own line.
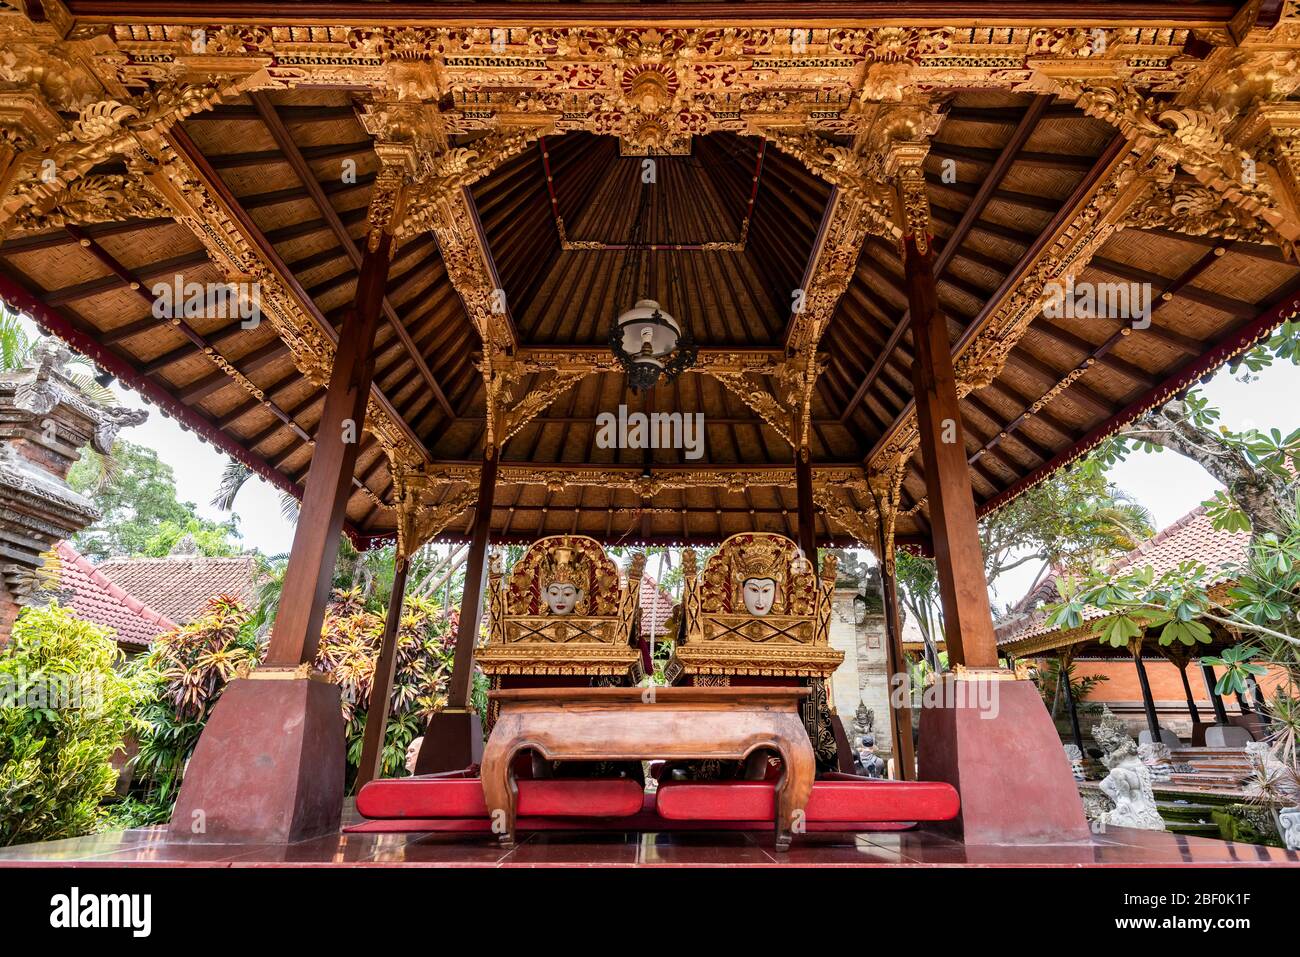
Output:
[919, 676, 1091, 845]
[169, 677, 345, 843]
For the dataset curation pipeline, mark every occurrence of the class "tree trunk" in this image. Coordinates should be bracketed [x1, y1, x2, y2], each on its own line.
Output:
[1122, 399, 1292, 538]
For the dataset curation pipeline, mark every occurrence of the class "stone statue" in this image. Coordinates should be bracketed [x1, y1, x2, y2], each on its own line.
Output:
[1091, 708, 1165, 831]
[1138, 741, 1173, 782]
[1279, 807, 1300, 852]
[853, 701, 874, 740]
[1063, 743, 1085, 782]
[856, 732, 887, 779]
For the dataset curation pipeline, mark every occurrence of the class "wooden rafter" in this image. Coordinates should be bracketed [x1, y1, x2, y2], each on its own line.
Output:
[843, 95, 1052, 421]
[249, 93, 456, 420]
[168, 124, 430, 467]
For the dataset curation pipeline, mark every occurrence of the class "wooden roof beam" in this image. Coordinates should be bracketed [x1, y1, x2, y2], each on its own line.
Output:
[249, 92, 456, 420]
[0, 262, 373, 539]
[843, 96, 1052, 422]
[169, 124, 429, 466]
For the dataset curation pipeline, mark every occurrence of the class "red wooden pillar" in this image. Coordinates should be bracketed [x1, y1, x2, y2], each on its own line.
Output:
[894, 179, 1088, 843]
[170, 235, 395, 842]
[414, 444, 497, 773]
[356, 552, 410, 789]
[905, 234, 997, 669]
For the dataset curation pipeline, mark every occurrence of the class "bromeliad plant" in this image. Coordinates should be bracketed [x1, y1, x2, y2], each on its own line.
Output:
[126, 595, 257, 825]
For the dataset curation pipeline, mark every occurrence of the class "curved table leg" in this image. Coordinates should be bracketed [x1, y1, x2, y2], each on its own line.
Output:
[480, 722, 519, 848]
[773, 726, 815, 852]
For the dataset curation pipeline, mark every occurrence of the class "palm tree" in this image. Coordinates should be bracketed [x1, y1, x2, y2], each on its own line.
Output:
[212, 459, 301, 521]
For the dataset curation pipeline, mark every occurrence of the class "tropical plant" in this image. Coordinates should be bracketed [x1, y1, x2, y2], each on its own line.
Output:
[212, 459, 300, 523]
[1036, 657, 1109, 716]
[0, 603, 152, 845]
[68, 440, 242, 560]
[314, 588, 455, 785]
[1085, 320, 1300, 540]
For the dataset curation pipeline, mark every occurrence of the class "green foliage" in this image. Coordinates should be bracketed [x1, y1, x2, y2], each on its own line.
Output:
[68, 440, 241, 560]
[1036, 658, 1109, 715]
[1201, 645, 1268, 698]
[140, 517, 241, 558]
[981, 465, 1154, 586]
[315, 588, 456, 786]
[0, 603, 151, 846]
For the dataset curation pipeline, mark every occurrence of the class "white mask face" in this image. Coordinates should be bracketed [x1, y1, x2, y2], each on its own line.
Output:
[742, 577, 777, 616]
[543, 582, 582, 615]
[405, 736, 423, 775]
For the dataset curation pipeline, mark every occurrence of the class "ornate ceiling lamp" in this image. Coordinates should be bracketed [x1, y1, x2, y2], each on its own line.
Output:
[608, 170, 696, 393]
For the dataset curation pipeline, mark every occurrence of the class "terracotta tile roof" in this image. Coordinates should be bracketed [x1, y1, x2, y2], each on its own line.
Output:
[996, 507, 1251, 648]
[639, 574, 677, 639]
[45, 542, 177, 648]
[95, 553, 258, 625]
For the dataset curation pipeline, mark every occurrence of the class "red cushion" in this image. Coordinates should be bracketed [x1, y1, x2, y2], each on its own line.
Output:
[655, 778, 960, 823]
[357, 775, 645, 820]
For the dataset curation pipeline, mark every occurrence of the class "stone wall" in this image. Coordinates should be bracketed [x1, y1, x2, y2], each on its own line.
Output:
[827, 579, 896, 761]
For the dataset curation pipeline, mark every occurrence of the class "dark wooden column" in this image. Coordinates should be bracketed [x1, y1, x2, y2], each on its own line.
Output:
[356, 553, 410, 789]
[1131, 644, 1162, 739]
[266, 233, 394, 667]
[1201, 662, 1231, 725]
[903, 233, 998, 669]
[448, 446, 499, 709]
[1176, 664, 1202, 726]
[168, 232, 395, 843]
[795, 443, 817, 564]
[897, 149, 1089, 843]
[414, 444, 498, 772]
[878, 549, 916, 781]
[1059, 652, 1085, 754]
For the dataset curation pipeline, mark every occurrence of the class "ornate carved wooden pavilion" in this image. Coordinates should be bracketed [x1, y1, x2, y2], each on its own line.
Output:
[2, 0, 1299, 846]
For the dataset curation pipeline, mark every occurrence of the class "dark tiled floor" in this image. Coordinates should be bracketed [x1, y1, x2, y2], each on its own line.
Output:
[0, 824, 1296, 867]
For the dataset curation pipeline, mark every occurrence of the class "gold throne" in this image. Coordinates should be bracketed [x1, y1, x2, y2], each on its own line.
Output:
[665, 532, 843, 768]
[476, 535, 646, 728]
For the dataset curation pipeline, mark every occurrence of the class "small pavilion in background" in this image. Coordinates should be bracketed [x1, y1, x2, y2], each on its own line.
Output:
[998, 507, 1276, 752]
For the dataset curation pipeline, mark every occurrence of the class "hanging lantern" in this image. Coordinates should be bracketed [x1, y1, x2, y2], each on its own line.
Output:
[608, 297, 696, 392]
[607, 170, 696, 392]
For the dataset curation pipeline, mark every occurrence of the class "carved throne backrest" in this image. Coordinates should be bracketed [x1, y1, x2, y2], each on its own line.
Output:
[671, 532, 841, 681]
[481, 536, 647, 679]
[695, 532, 820, 617]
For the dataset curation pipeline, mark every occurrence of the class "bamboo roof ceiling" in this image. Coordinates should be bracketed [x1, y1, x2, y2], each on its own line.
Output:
[1, 2, 1299, 551]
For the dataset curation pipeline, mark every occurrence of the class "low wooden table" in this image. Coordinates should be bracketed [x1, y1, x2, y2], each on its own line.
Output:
[481, 686, 814, 850]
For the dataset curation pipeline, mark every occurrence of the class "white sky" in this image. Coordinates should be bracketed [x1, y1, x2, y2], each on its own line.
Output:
[14, 312, 1299, 577]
